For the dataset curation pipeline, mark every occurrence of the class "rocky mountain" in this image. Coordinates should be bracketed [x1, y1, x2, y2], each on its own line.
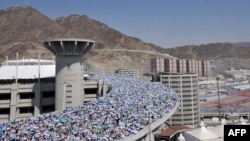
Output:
[0, 6, 250, 76]
[55, 14, 161, 71]
[164, 43, 250, 60]
[0, 6, 80, 60]
[0, 6, 163, 74]
[235, 42, 250, 47]
[153, 43, 250, 72]
[151, 42, 250, 60]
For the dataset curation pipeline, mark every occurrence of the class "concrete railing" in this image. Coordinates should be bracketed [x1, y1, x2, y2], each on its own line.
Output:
[122, 102, 179, 141]
[201, 112, 250, 117]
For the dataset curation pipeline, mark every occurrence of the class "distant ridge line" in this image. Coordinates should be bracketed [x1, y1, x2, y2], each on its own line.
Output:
[93, 48, 176, 59]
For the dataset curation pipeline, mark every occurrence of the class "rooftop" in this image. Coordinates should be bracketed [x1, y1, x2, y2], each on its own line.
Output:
[157, 125, 191, 138]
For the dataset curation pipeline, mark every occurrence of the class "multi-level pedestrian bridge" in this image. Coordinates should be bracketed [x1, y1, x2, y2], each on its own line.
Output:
[0, 73, 179, 140]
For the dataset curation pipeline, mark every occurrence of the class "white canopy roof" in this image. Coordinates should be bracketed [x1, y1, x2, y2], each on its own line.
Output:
[0, 59, 90, 80]
[186, 121, 223, 141]
[0, 65, 55, 80]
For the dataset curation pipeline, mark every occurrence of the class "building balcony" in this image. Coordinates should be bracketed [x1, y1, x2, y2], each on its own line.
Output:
[0, 84, 12, 89]
[18, 84, 35, 89]
[18, 99, 34, 107]
[0, 99, 11, 104]
[17, 113, 33, 118]
[0, 114, 9, 119]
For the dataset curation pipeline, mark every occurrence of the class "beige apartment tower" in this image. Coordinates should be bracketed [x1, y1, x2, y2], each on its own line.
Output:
[44, 38, 94, 111]
[164, 58, 177, 73]
[151, 58, 164, 73]
[151, 58, 210, 77]
[158, 73, 200, 128]
[177, 59, 187, 73]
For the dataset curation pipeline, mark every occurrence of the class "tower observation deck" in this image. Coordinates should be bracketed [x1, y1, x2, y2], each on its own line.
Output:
[43, 38, 94, 111]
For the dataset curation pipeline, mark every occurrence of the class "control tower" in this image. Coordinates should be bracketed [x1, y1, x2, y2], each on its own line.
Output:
[43, 38, 94, 111]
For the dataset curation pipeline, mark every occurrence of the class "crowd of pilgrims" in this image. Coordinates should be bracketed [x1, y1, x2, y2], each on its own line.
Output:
[0, 73, 178, 141]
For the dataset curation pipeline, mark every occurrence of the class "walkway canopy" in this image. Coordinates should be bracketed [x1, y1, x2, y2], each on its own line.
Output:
[155, 125, 191, 141]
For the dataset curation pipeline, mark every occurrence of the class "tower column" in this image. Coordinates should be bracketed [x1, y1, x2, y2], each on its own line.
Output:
[44, 38, 94, 111]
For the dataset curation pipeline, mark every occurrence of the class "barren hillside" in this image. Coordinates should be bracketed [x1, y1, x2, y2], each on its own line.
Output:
[0, 6, 250, 76]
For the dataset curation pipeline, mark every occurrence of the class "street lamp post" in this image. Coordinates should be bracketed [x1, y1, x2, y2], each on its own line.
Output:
[216, 77, 221, 121]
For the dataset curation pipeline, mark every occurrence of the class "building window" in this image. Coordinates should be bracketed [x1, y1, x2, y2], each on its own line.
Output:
[19, 93, 35, 99]
[19, 107, 34, 114]
[183, 95, 192, 98]
[0, 108, 10, 115]
[183, 81, 191, 83]
[172, 119, 182, 121]
[84, 88, 97, 94]
[42, 92, 55, 98]
[66, 90, 72, 93]
[183, 114, 193, 116]
[183, 104, 192, 107]
[184, 119, 194, 121]
[66, 96, 72, 98]
[66, 101, 72, 104]
[183, 100, 191, 102]
[0, 94, 11, 100]
[42, 105, 55, 113]
[182, 90, 192, 93]
[67, 85, 72, 88]
[171, 86, 179, 88]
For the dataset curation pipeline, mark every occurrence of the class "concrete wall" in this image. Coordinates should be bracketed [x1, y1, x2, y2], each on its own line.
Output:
[0, 80, 105, 122]
[56, 55, 84, 111]
[0, 83, 54, 122]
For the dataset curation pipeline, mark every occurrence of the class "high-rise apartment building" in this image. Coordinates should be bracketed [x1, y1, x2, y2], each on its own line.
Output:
[151, 58, 210, 77]
[157, 72, 200, 128]
[164, 58, 177, 73]
[202, 60, 210, 77]
[176, 59, 186, 73]
[151, 58, 164, 73]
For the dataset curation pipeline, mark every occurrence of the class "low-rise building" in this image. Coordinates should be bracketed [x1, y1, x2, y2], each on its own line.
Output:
[0, 59, 106, 122]
[116, 68, 139, 78]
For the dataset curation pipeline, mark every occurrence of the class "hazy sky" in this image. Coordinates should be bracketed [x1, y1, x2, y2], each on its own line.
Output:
[1, 0, 250, 48]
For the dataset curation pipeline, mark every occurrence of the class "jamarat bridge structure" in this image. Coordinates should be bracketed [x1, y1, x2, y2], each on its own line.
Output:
[0, 38, 179, 140]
